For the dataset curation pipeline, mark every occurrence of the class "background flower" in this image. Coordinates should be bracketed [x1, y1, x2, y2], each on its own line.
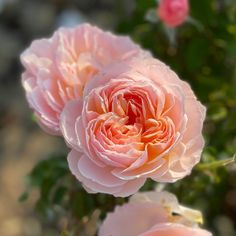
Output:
[20, 23, 146, 135]
[99, 191, 212, 236]
[157, 0, 189, 27]
[61, 57, 206, 196]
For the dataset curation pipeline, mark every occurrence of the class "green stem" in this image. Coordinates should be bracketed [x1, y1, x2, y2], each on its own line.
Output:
[197, 155, 235, 170]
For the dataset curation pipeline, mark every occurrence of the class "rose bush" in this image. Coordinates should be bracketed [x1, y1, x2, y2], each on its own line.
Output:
[61, 57, 206, 197]
[157, 0, 189, 27]
[99, 191, 212, 236]
[20, 23, 146, 135]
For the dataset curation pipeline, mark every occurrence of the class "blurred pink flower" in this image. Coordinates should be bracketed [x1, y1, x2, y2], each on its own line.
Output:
[20, 23, 146, 135]
[140, 224, 211, 236]
[99, 191, 212, 236]
[61, 57, 206, 197]
[158, 0, 189, 27]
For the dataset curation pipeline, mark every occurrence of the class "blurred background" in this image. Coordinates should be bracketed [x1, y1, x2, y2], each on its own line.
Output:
[0, 0, 236, 235]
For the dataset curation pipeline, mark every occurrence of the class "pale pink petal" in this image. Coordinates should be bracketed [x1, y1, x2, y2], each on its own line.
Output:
[60, 99, 83, 150]
[99, 202, 168, 236]
[140, 223, 212, 236]
[182, 98, 206, 144]
[114, 177, 146, 197]
[77, 154, 126, 187]
[67, 150, 124, 194]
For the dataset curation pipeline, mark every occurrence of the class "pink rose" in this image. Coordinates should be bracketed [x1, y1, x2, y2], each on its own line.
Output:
[158, 0, 189, 27]
[61, 57, 206, 197]
[99, 191, 212, 236]
[20, 23, 146, 135]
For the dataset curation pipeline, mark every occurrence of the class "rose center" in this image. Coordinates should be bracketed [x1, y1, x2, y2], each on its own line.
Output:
[123, 93, 142, 125]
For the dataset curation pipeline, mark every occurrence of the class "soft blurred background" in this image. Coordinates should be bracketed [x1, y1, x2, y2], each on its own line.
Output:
[0, 0, 236, 235]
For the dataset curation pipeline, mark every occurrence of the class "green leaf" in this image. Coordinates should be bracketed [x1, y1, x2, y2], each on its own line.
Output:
[185, 38, 209, 72]
[52, 186, 67, 204]
[208, 103, 228, 121]
[18, 191, 29, 202]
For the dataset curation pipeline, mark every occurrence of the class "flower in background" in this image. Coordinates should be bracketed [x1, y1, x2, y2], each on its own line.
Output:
[61, 57, 206, 197]
[99, 191, 212, 236]
[20, 23, 146, 135]
[157, 0, 189, 28]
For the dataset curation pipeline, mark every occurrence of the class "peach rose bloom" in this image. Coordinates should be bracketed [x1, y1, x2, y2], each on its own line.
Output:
[20, 23, 146, 135]
[99, 191, 212, 236]
[158, 0, 189, 27]
[61, 57, 206, 197]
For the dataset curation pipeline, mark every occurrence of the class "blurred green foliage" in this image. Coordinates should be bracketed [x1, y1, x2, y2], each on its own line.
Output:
[20, 0, 236, 235]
